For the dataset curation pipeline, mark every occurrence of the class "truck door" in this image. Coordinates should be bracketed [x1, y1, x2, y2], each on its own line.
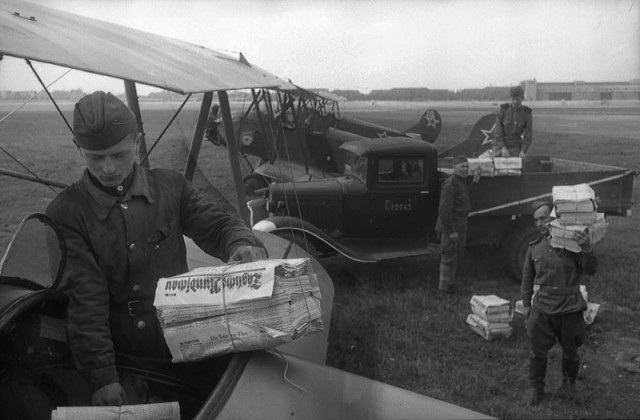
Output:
[368, 157, 431, 236]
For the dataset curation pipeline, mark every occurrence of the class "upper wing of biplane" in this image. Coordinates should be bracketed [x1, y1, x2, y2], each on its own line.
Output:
[0, 0, 295, 94]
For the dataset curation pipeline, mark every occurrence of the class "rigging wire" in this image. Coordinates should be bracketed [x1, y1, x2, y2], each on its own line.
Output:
[0, 64, 74, 194]
[26, 60, 74, 134]
[0, 68, 72, 125]
[262, 89, 316, 258]
[140, 94, 191, 166]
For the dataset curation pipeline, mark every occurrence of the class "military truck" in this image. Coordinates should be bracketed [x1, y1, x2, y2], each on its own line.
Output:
[251, 137, 636, 279]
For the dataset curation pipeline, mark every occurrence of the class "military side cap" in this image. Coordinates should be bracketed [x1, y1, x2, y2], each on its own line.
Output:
[510, 86, 525, 98]
[73, 91, 137, 150]
[531, 200, 553, 213]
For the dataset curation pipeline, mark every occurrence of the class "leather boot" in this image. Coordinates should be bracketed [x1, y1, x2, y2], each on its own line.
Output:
[438, 264, 452, 292]
[556, 359, 581, 404]
[524, 357, 547, 406]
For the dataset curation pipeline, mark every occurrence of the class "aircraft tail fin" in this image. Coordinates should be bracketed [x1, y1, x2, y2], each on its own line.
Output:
[403, 109, 442, 143]
[439, 113, 496, 158]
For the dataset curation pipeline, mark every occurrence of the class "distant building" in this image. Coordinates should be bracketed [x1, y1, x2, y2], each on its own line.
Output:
[522, 79, 640, 101]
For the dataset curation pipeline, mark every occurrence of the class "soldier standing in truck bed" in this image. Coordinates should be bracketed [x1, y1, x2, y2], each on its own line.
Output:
[494, 85, 532, 158]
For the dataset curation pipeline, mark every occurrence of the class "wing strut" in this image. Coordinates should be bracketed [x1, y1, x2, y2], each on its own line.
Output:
[218, 91, 250, 225]
[124, 81, 150, 169]
[184, 92, 213, 181]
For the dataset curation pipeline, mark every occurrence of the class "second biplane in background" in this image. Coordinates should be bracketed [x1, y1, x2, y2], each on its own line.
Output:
[203, 85, 499, 195]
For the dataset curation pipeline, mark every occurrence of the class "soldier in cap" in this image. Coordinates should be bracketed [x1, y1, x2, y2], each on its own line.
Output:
[493, 85, 533, 158]
[435, 156, 481, 295]
[521, 200, 597, 406]
[46, 91, 268, 410]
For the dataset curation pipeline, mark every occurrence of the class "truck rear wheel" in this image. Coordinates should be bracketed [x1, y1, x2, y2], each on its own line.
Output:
[502, 222, 539, 282]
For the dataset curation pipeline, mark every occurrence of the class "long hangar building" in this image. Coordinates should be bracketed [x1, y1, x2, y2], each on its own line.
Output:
[522, 79, 640, 101]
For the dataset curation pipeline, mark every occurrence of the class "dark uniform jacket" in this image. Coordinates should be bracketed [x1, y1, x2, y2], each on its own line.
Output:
[521, 235, 597, 315]
[435, 174, 475, 234]
[495, 103, 533, 153]
[46, 163, 263, 391]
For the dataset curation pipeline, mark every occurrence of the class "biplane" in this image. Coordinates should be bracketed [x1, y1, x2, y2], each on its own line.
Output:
[0, 1, 491, 419]
[203, 85, 498, 195]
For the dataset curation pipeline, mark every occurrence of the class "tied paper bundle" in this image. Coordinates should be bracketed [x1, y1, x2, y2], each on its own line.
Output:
[154, 258, 323, 363]
[493, 157, 522, 176]
[467, 157, 494, 177]
[552, 184, 597, 226]
[465, 314, 513, 341]
[467, 295, 513, 341]
[548, 213, 608, 253]
[470, 294, 514, 323]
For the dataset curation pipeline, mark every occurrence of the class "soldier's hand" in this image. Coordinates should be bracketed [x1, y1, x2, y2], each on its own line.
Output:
[473, 167, 482, 183]
[449, 232, 459, 242]
[91, 382, 127, 406]
[523, 306, 531, 322]
[501, 147, 510, 157]
[519, 151, 526, 159]
[572, 230, 593, 253]
[228, 245, 268, 263]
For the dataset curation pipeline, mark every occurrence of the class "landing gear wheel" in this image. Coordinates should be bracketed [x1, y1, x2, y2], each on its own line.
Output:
[502, 223, 539, 282]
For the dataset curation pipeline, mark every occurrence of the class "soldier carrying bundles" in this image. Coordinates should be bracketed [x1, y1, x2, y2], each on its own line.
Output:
[154, 258, 323, 362]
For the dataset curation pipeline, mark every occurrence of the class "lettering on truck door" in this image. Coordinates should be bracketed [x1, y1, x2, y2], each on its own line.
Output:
[369, 157, 430, 236]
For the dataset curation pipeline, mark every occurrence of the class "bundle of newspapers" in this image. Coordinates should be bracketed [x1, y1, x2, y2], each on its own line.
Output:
[550, 184, 608, 252]
[515, 284, 601, 326]
[466, 295, 514, 341]
[154, 258, 323, 362]
[467, 157, 522, 177]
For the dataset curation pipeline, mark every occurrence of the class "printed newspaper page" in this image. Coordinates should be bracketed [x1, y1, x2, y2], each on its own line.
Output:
[154, 258, 323, 362]
[51, 402, 180, 420]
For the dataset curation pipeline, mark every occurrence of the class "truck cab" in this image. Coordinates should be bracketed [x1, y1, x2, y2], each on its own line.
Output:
[256, 138, 442, 261]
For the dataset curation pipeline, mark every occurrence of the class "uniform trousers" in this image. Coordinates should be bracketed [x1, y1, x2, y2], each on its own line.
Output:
[526, 308, 585, 390]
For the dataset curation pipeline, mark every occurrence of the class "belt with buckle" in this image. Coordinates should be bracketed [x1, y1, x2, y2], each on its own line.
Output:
[123, 300, 155, 317]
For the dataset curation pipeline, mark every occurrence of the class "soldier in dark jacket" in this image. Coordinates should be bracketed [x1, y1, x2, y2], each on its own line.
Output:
[46, 91, 268, 408]
[435, 156, 480, 294]
[521, 201, 597, 405]
[494, 85, 532, 158]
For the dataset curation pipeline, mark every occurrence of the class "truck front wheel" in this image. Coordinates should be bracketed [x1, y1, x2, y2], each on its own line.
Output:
[502, 222, 539, 282]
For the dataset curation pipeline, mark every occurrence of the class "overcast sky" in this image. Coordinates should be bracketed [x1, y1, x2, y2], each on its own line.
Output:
[1, 0, 639, 94]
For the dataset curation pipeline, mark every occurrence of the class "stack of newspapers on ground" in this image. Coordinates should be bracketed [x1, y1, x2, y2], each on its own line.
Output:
[154, 258, 323, 363]
[466, 295, 514, 341]
[550, 184, 608, 252]
[467, 157, 522, 177]
[515, 284, 601, 326]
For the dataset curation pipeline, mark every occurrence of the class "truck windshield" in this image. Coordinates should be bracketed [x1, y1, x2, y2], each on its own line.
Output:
[377, 158, 424, 183]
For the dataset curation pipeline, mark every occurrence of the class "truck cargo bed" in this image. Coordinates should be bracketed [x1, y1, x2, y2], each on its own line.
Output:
[466, 155, 635, 217]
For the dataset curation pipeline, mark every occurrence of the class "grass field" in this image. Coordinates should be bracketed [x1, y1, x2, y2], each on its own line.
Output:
[1, 99, 639, 418]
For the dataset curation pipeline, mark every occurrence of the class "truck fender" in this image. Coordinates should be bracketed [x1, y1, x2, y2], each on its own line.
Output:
[252, 216, 377, 263]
